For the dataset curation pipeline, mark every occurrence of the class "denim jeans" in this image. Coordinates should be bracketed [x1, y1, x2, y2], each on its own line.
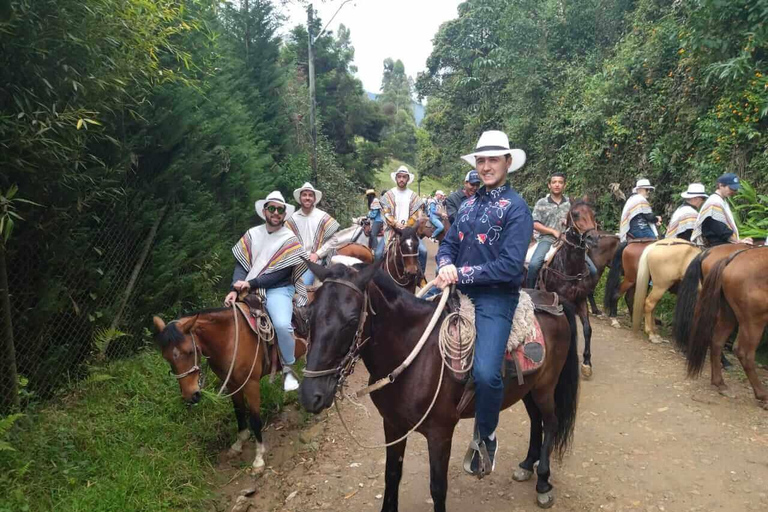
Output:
[428, 213, 444, 239]
[301, 269, 315, 287]
[527, 239, 598, 288]
[370, 221, 383, 249]
[464, 287, 519, 439]
[265, 285, 296, 366]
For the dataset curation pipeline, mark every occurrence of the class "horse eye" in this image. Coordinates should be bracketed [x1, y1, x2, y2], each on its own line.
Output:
[573, 212, 580, 219]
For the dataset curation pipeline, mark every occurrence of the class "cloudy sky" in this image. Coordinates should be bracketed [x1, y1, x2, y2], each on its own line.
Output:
[281, 0, 463, 95]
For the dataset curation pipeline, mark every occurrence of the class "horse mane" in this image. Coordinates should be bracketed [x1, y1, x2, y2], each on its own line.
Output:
[156, 322, 185, 349]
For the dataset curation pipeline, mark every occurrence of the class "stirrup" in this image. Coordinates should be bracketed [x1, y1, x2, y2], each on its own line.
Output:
[462, 438, 492, 479]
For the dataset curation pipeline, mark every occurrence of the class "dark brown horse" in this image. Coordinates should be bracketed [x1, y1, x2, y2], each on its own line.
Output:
[586, 232, 620, 315]
[299, 262, 580, 511]
[381, 226, 422, 293]
[539, 201, 600, 378]
[685, 247, 768, 408]
[152, 305, 306, 472]
[416, 211, 451, 243]
[603, 239, 655, 320]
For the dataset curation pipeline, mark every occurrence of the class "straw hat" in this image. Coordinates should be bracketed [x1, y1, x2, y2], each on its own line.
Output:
[461, 130, 526, 173]
[680, 183, 708, 199]
[632, 178, 655, 194]
[293, 182, 323, 204]
[390, 165, 415, 185]
[255, 191, 295, 221]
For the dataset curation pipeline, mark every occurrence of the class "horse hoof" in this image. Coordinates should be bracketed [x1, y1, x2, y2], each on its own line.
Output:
[512, 467, 533, 482]
[716, 386, 736, 399]
[648, 334, 663, 345]
[610, 318, 621, 329]
[758, 400, 768, 411]
[536, 490, 555, 509]
[581, 364, 593, 380]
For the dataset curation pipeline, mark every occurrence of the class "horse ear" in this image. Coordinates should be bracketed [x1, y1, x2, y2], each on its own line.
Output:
[152, 316, 166, 333]
[355, 262, 379, 287]
[304, 258, 330, 281]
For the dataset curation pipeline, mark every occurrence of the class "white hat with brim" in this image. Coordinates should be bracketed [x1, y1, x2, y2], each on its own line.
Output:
[632, 178, 656, 194]
[681, 183, 708, 199]
[390, 165, 415, 185]
[255, 191, 295, 221]
[293, 182, 323, 204]
[461, 130, 527, 173]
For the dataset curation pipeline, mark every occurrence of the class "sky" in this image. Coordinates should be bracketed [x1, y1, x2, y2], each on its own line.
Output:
[281, 0, 463, 96]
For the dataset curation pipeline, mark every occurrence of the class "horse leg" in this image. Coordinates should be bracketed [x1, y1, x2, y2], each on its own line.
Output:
[578, 300, 593, 378]
[588, 293, 602, 316]
[426, 427, 454, 512]
[531, 389, 558, 508]
[644, 285, 668, 342]
[709, 313, 737, 396]
[242, 380, 266, 473]
[513, 393, 541, 482]
[381, 420, 408, 512]
[229, 391, 250, 454]
[732, 319, 768, 404]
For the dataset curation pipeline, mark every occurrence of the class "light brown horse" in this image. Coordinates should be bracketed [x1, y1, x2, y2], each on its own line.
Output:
[685, 247, 768, 408]
[416, 211, 451, 243]
[337, 243, 375, 264]
[603, 239, 655, 322]
[631, 239, 701, 342]
[152, 305, 307, 472]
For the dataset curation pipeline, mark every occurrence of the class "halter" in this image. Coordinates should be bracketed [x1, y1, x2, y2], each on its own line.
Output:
[302, 278, 372, 389]
[168, 319, 203, 381]
[384, 234, 419, 286]
[562, 210, 596, 249]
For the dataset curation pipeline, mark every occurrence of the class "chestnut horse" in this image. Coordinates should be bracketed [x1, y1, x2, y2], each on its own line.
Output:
[337, 243, 375, 264]
[299, 262, 580, 511]
[417, 211, 451, 243]
[586, 232, 620, 315]
[631, 239, 701, 342]
[539, 200, 599, 378]
[152, 305, 306, 472]
[603, 239, 656, 321]
[685, 247, 768, 408]
[381, 226, 422, 293]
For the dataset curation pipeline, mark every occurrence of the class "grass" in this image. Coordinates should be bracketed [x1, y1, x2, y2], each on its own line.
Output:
[0, 348, 297, 512]
[374, 159, 454, 197]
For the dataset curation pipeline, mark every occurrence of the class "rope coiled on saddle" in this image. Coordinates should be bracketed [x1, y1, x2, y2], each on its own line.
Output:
[437, 307, 476, 375]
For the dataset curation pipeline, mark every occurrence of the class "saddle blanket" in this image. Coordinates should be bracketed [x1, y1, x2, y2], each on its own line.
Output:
[525, 241, 558, 267]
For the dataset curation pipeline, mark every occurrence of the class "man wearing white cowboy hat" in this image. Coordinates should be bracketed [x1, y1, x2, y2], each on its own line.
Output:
[691, 173, 753, 247]
[666, 183, 708, 241]
[376, 165, 427, 271]
[285, 182, 340, 287]
[224, 191, 308, 392]
[619, 178, 661, 243]
[435, 130, 533, 478]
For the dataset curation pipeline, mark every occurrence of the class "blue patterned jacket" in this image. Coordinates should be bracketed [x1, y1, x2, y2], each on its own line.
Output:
[436, 184, 533, 291]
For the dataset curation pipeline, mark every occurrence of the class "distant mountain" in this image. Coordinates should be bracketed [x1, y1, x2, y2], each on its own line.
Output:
[367, 91, 425, 127]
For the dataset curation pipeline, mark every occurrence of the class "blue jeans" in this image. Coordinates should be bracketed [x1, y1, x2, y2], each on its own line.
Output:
[464, 287, 519, 439]
[527, 239, 598, 288]
[301, 269, 315, 287]
[429, 213, 444, 239]
[265, 285, 296, 366]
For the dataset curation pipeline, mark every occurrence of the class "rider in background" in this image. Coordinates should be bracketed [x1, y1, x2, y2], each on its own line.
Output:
[427, 190, 446, 240]
[527, 172, 596, 288]
[691, 173, 753, 247]
[436, 130, 532, 477]
[224, 191, 308, 392]
[316, 217, 372, 260]
[619, 178, 661, 243]
[665, 183, 708, 241]
[445, 170, 481, 224]
[376, 165, 426, 272]
[367, 198, 383, 250]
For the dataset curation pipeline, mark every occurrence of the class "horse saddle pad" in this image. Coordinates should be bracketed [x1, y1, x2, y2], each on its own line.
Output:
[234, 296, 310, 342]
[524, 241, 559, 267]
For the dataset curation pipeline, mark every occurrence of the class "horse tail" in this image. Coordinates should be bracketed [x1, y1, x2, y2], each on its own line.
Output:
[553, 301, 580, 459]
[632, 244, 653, 331]
[673, 251, 705, 352]
[686, 257, 729, 378]
[603, 243, 624, 315]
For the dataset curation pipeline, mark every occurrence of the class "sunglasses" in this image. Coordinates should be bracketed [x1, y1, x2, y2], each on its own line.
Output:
[265, 205, 286, 214]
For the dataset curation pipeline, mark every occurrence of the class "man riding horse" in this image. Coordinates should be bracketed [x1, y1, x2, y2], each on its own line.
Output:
[376, 165, 427, 273]
[444, 170, 481, 224]
[285, 182, 340, 287]
[691, 173, 753, 247]
[435, 130, 532, 476]
[665, 183, 708, 241]
[224, 190, 309, 392]
[527, 172, 597, 289]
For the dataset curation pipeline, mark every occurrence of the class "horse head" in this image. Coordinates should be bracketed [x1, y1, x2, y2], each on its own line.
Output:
[153, 315, 203, 405]
[395, 227, 421, 277]
[299, 261, 379, 413]
[567, 200, 599, 248]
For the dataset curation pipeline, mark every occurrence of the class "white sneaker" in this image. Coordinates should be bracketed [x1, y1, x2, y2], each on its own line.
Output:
[283, 368, 300, 392]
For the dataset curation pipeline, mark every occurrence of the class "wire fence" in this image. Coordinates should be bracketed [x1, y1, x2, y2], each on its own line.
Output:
[3, 197, 160, 410]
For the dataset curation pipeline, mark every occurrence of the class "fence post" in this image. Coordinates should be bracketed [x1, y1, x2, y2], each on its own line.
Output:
[0, 241, 20, 412]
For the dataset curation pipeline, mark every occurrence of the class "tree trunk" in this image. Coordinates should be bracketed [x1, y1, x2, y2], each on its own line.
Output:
[0, 242, 20, 413]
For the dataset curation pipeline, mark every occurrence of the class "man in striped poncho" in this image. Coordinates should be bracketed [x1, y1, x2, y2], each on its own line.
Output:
[691, 173, 753, 247]
[224, 191, 309, 392]
[285, 182, 340, 287]
[665, 183, 708, 241]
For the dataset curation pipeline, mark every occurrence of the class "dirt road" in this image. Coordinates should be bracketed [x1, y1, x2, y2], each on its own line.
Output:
[216, 240, 768, 512]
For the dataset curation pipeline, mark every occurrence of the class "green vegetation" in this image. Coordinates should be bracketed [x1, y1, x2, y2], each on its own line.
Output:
[374, 159, 453, 198]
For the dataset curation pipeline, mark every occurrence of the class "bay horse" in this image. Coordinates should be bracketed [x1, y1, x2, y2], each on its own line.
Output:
[299, 262, 580, 511]
[603, 238, 656, 321]
[152, 305, 307, 472]
[631, 239, 701, 342]
[539, 200, 599, 378]
[685, 247, 768, 408]
[586, 232, 620, 315]
[381, 226, 422, 293]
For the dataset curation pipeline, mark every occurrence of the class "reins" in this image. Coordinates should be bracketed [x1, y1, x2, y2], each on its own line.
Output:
[384, 235, 417, 287]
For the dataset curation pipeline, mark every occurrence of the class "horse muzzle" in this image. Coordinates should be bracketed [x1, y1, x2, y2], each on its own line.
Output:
[299, 376, 337, 413]
[185, 390, 202, 406]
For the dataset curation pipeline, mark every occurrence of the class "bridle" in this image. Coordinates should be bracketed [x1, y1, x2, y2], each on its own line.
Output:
[384, 233, 420, 286]
[561, 210, 597, 250]
[167, 319, 205, 386]
[302, 278, 373, 389]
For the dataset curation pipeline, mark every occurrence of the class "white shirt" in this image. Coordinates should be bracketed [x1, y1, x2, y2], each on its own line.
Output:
[393, 188, 413, 224]
[290, 207, 328, 253]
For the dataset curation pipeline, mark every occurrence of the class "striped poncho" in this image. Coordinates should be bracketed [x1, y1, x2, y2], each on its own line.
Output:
[285, 208, 340, 255]
[619, 193, 658, 242]
[691, 193, 739, 246]
[232, 225, 309, 306]
[380, 187, 424, 245]
[665, 204, 699, 239]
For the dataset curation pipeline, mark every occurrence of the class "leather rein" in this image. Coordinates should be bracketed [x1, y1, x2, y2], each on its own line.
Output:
[544, 211, 596, 282]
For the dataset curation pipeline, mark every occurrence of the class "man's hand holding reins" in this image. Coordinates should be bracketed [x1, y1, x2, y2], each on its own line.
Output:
[436, 264, 458, 289]
[224, 280, 250, 307]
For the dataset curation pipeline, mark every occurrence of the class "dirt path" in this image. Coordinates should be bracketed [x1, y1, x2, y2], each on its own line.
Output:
[215, 240, 768, 512]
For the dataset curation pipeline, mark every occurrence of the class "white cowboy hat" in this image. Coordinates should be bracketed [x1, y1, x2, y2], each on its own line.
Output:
[390, 165, 415, 185]
[461, 130, 527, 173]
[293, 182, 323, 204]
[370, 198, 382, 210]
[632, 178, 655, 194]
[255, 191, 295, 221]
[681, 183, 708, 199]
[435, 190, 445, 196]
